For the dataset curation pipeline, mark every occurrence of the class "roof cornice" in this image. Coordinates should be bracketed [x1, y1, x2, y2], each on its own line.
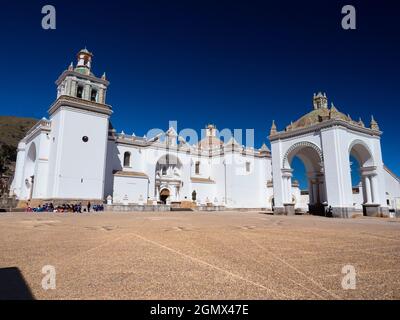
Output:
[269, 119, 381, 141]
[48, 95, 113, 116]
[109, 136, 271, 158]
[55, 70, 110, 86]
[384, 165, 400, 183]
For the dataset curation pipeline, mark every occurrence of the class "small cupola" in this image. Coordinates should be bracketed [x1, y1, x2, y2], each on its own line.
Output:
[206, 124, 217, 137]
[313, 92, 328, 110]
[75, 48, 93, 75]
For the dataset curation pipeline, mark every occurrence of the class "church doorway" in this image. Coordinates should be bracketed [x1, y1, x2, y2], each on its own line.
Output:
[160, 188, 170, 204]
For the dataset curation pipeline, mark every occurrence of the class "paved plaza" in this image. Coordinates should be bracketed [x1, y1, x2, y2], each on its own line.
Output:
[0, 211, 399, 299]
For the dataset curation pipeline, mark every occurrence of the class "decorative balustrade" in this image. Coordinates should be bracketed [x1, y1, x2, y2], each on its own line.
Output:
[25, 118, 52, 138]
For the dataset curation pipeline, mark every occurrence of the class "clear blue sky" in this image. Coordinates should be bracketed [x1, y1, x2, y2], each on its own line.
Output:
[0, 1, 399, 188]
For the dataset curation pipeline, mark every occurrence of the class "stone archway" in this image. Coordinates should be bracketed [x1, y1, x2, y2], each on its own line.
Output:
[283, 141, 324, 169]
[270, 93, 389, 218]
[282, 141, 326, 215]
[348, 140, 377, 215]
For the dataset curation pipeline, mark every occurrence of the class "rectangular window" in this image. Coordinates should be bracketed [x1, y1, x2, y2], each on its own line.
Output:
[195, 161, 200, 174]
[246, 161, 251, 173]
[76, 85, 84, 99]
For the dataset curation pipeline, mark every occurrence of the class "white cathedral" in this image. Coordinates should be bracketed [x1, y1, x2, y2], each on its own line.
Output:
[10, 49, 400, 217]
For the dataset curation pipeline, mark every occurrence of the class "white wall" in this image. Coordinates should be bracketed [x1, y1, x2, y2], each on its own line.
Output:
[49, 107, 109, 200]
[113, 175, 149, 204]
[384, 168, 400, 210]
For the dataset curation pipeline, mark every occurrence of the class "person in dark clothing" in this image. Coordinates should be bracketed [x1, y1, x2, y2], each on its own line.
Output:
[87, 201, 91, 212]
[326, 205, 333, 217]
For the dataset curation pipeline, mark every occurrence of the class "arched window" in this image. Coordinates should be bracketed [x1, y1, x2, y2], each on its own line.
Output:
[195, 161, 200, 174]
[123, 152, 131, 167]
[90, 88, 98, 102]
[76, 85, 84, 99]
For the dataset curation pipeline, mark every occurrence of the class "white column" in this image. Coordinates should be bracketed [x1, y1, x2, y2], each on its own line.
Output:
[287, 176, 292, 203]
[364, 175, 372, 204]
[71, 80, 77, 96]
[308, 179, 314, 204]
[312, 183, 318, 204]
[66, 78, 72, 95]
[319, 181, 325, 203]
[371, 175, 378, 204]
[84, 84, 91, 100]
[103, 89, 107, 103]
[282, 177, 287, 203]
[98, 89, 104, 104]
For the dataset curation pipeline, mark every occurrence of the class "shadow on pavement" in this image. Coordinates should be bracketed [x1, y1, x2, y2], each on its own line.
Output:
[0, 267, 35, 300]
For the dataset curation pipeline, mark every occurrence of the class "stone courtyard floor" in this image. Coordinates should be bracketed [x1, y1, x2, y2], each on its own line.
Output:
[0, 211, 399, 300]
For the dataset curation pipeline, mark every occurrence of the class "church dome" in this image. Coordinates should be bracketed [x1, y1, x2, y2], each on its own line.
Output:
[290, 106, 350, 130]
[284, 93, 354, 131]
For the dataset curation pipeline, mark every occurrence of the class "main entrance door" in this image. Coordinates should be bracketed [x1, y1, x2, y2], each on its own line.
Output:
[160, 188, 170, 204]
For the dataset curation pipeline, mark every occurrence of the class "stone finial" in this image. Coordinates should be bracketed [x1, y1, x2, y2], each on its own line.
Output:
[68, 62, 74, 71]
[329, 102, 341, 119]
[358, 117, 365, 127]
[270, 120, 277, 135]
[259, 142, 270, 152]
[101, 72, 107, 80]
[370, 115, 379, 131]
[286, 121, 294, 131]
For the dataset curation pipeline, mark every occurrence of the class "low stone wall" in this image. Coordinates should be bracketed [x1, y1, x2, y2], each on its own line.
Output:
[196, 205, 226, 211]
[0, 196, 18, 211]
[105, 204, 171, 212]
[229, 207, 272, 212]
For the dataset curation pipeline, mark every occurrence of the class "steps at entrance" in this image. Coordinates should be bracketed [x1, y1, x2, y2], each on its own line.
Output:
[170, 207, 194, 212]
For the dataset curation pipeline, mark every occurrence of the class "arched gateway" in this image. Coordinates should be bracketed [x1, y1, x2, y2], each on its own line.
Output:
[269, 93, 389, 218]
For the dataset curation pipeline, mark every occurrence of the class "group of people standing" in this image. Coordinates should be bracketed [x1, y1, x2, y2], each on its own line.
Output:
[26, 201, 104, 213]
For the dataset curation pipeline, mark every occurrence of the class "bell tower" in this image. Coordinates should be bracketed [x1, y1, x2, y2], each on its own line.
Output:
[55, 48, 108, 103]
[47, 49, 112, 201]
